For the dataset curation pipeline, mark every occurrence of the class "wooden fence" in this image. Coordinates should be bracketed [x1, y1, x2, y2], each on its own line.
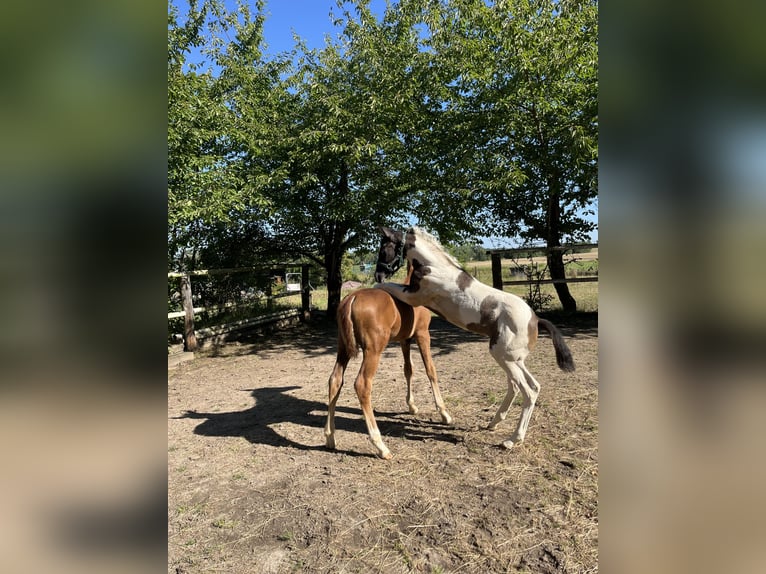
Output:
[486, 244, 599, 290]
[168, 264, 311, 351]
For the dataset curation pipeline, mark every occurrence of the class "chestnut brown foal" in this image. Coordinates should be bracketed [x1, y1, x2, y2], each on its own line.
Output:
[324, 267, 452, 459]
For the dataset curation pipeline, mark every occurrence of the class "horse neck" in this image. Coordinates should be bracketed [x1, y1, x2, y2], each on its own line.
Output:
[412, 243, 459, 274]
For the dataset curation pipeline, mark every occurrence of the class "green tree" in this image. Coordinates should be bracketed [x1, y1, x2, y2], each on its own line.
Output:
[448, 241, 488, 263]
[410, 0, 598, 309]
[257, 1, 428, 318]
[168, 0, 277, 271]
[168, 1, 221, 268]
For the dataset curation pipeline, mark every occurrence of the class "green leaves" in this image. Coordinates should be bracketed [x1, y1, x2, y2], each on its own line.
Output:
[426, 0, 598, 244]
[168, 1, 277, 268]
[168, 0, 597, 278]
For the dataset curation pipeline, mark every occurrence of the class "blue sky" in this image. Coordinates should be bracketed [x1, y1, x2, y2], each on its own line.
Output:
[260, 1, 345, 55]
[259, 0, 388, 56]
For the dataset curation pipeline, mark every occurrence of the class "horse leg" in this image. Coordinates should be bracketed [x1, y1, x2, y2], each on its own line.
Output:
[508, 361, 541, 447]
[414, 331, 453, 424]
[401, 340, 418, 415]
[486, 370, 519, 431]
[354, 348, 392, 460]
[486, 336, 520, 431]
[487, 356, 538, 449]
[324, 357, 347, 450]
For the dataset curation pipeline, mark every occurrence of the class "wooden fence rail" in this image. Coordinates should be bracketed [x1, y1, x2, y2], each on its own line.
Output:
[168, 264, 311, 352]
[166, 291, 301, 319]
[499, 276, 599, 287]
[487, 244, 598, 291]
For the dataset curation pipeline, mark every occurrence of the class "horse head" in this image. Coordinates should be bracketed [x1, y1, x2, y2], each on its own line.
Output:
[374, 226, 406, 282]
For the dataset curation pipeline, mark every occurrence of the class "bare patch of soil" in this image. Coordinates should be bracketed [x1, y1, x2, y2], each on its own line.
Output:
[168, 314, 598, 573]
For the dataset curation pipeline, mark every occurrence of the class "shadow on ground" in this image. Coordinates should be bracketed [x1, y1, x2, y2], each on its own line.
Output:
[181, 311, 597, 458]
[177, 385, 462, 459]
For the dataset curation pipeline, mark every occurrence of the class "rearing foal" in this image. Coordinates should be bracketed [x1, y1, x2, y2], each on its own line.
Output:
[374, 226, 575, 450]
[324, 262, 452, 460]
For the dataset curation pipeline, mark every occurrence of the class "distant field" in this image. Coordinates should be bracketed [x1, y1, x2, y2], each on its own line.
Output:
[465, 247, 599, 267]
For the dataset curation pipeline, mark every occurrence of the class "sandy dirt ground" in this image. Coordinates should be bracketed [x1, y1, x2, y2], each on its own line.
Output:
[168, 312, 598, 573]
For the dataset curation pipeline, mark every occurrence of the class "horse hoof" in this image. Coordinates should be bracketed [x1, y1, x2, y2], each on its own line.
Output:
[325, 437, 336, 450]
[377, 449, 393, 460]
[501, 440, 516, 450]
[441, 413, 453, 425]
[408, 406, 419, 415]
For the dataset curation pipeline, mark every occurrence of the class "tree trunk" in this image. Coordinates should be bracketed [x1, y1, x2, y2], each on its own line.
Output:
[325, 247, 343, 322]
[547, 186, 577, 312]
[547, 249, 577, 312]
[300, 264, 311, 321]
[324, 163, 351, 322]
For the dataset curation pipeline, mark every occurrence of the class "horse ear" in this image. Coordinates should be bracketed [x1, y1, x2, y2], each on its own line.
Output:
[378, 226, 397, 239]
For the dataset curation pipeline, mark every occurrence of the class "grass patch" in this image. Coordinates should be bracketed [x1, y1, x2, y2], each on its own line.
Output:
[176, 503, 206, 517]
[394, 539, 414, 569]
[212, 517, 236, 529]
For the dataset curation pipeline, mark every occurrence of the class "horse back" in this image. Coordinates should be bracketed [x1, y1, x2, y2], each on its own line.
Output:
[350, 288, 405, 342]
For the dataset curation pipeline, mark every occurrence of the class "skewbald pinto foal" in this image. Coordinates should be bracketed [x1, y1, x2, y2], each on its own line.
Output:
[374, 226, 575, 450]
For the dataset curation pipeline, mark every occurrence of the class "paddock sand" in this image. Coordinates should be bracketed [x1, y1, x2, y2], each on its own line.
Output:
[168, 313, 598, 573]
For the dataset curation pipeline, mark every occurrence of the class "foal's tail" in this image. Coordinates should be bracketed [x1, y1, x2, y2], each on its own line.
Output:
[336, 295, 360, 360]
[537, 318, 576, 372]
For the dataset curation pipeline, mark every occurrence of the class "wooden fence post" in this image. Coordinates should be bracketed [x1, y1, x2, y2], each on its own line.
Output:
[491, 253, 503, 290]
[180, 274, 198, 351]
[300, 264, 311, 321]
